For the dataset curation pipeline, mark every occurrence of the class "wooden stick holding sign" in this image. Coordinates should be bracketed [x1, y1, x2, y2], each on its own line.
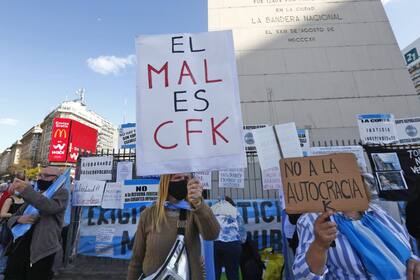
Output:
[280, 153, 369, 214]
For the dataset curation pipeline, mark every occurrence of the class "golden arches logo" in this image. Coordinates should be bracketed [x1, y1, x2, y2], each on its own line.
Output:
[54, 128, 67, 139]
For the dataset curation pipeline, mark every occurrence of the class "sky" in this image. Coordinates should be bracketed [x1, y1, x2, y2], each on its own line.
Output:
[0, 0, 419, 151]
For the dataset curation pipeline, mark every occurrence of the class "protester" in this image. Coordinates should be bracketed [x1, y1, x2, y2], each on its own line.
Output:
[127, 173, 220, 280]
[211, 196, 246, 280]
[406, 194, 420, 253]
[4, 166, 69, 280]
[293, 183, 420, 279]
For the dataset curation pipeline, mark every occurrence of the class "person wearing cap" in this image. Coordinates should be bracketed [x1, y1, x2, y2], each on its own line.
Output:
[4, 166, 69, 280]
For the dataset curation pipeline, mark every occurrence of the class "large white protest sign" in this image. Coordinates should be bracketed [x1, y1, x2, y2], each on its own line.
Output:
[135, 31, 246, 176]
[73, 180, 106, 206]
[395, 117, 420, 144]
[116, 161, 133, 183]
[253, 123, 303, 171]
[123, 179, 159, 203]
[219, 168, 245, 188]
[119, 123, 136, 149]
[101, 182, 124, 209]
[357, 114, 398, 144]
[80, 156, 113, 181]
[194, 171, 212, 190]
[310, 146, 368, 172]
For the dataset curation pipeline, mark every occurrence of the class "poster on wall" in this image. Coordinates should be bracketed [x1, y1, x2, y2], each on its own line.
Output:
[80, 156, 113, 181]
[135, 30, 246, 176]
[395, 117, 420, 144]
[364, 144, 420, 201]
[357, 114, 398, 144]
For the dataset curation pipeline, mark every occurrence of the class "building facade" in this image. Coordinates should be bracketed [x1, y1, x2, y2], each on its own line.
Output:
[38, 99, 118, 165]
[209, 0, 420, 144]
[402, 38, 420, 95]
[20, 125, 43, 166]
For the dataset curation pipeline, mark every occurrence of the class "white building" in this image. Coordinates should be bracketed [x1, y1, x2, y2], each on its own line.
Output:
[209, 0, 420, 144]
[20, 125, 43, 166]
[38, 96, 118, 165]
[402, 38, 420, 95]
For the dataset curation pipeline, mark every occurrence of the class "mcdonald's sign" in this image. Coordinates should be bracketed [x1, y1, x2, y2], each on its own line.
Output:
[48, 118, 97, 163]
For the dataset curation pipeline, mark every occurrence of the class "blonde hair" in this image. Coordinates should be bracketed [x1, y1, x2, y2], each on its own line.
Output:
[153, 174, 172, 232]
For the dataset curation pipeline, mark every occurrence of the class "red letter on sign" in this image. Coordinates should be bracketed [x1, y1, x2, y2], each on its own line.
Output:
[148, 62, 169, 89]
[204, 59, 223, 83]
[211, 117, 229, 145]
[154, 121, 178, 149]
[178, 60, 197, 85]
[186, 119, 203, 146]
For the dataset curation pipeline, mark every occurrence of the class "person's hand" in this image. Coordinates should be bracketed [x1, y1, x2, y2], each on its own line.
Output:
[9, 178, 30, 194]
[187, 178, 203, 206]
[17, 215, 39, 224]
[407, 258, 420, 280]
[313, 211, 337, 250]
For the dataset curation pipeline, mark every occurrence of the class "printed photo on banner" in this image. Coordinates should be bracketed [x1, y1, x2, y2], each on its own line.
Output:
[372, 152, 402, 171]
[135, 30, 246, 176]
[116, 161, 133, 183]
[101, 182, 124, 209]
[73, 180, 107, 206]
[357, 114, 398, 144]
[123, 179, 159, 203]
[376, 171, 408, 191]
[80, 155, 113, 181]
[218, 168, 245, 188]
[193, 171, 212, 190]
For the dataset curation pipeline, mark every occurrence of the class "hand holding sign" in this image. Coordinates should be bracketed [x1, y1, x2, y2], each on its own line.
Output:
[314, 212, 337, 250]
[187, 178, 203, 206]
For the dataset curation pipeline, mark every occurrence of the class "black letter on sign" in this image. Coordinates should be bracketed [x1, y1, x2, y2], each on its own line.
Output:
[189, 36, 205, 52]
[194, 89, 209, 112]
[172, 36, 184, 53]
[174, 91, 188, 112]
[120, 231, 135, 255]
[97, 208, 109, 225]
[88, 207, 95, 226]
[237, 202, 251, 224]
[261, 201, 274, 223]
[118, 209, 130, 224]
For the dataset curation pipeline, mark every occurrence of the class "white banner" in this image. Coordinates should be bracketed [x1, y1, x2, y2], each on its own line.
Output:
[119, 123, 136, 149]
[101, 182, 124, 209]
[135, 30, 246, 176]
[253, 123, 303, 171]
[123, 179, 159, 203]
[116, 161, 133, 183]
[73, 180, 106, 206]
[219, 168, 245, 188]
[194, 171, 212, 190]
[395, 117, 420, 144]
[80, 156, 113, 181]
[357, 114, 398, 144]
[310, 146, 368, 172]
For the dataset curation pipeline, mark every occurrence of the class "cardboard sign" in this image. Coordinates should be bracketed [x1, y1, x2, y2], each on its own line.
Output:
[135, 30, 246, 176]
[280, 153, 369, 214]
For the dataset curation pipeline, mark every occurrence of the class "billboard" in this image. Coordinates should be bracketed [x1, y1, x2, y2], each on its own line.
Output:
[48, 118, 71, 162]
[48, 118, 97, 163]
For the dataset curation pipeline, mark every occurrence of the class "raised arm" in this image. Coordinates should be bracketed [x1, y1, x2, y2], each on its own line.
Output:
[20, 187, 68, 216]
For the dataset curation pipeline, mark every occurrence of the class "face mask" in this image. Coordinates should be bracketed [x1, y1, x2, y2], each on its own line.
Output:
[168, 179, 188, 201]
[37, 179, 53, 191]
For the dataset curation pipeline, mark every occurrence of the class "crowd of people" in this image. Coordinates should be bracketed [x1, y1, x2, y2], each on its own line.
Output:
[0, 167, 419, 279]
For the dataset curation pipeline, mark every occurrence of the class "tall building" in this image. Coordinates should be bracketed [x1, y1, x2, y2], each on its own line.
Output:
[20, 125, 43, 166]
[209, 0, 420, 144]
[0, 149, 11, 176]
[402, 38, 420, 95]
[38, 96, 118, 165]
[8, 141, 22, 168]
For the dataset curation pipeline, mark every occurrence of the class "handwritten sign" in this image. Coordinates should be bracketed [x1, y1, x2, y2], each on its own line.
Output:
[280, 153, 369, 214]
[73, 180, 106, 206]
[219, 168, 245, 188]
[101, 182, 124, 209]
[135, 30, 246, 176]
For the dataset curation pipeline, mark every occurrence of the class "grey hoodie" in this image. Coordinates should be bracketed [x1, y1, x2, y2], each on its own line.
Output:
[7, 185, 69, 265]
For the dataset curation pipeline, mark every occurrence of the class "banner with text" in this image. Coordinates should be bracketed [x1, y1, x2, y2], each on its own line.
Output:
[80, 156, 113, 181]
[77, 199, 283, 259]
[280, 153, 369, 214]
[135, 30, 246, 176]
